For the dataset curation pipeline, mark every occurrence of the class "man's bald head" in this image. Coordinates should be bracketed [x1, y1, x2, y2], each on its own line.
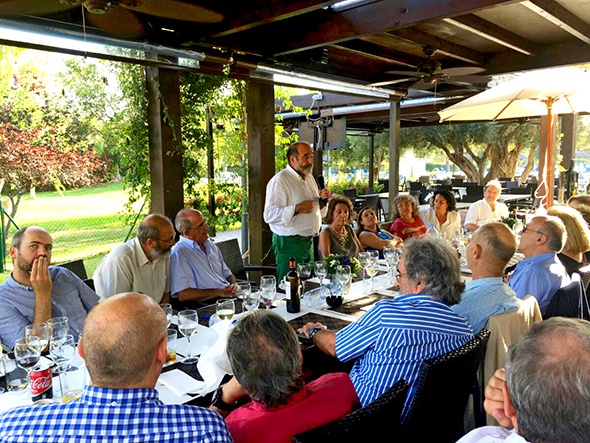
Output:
[137, 214, 174, 244]
[82, 292, 167, 388]
[474, 222, 517, 266]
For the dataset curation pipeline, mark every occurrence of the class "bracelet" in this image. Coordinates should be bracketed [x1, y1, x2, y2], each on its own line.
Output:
[308, 327, 322, 341]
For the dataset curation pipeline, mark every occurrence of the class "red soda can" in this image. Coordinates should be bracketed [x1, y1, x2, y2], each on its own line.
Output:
[30, 365, 53, 402]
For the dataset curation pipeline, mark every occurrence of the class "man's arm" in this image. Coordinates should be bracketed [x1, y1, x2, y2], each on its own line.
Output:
[209, 377, 248, 417]
[463, 204, 479, 231]
[177, 286, 235, 302]
[298, 322, 337, 357]
[31, 256, 52, 325]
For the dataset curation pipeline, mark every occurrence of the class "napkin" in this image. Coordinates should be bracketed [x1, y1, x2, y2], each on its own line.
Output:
[158, 369, 205, 397]
[190, 320, 234, 396]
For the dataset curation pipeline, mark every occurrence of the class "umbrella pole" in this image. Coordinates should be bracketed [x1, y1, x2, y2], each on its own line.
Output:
[544, 101, 556, 209]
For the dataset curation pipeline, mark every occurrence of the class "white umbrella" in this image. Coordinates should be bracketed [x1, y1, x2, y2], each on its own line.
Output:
[438, 66, 590, 208]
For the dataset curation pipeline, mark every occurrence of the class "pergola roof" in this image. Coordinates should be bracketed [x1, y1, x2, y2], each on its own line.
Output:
[1, 0, 589, 127]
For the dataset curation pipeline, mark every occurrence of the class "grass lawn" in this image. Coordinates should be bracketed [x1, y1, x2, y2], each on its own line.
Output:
[1, 182, 144, 284]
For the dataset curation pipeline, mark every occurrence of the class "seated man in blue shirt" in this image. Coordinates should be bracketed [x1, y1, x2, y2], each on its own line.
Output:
[298, 236, 474, 419]
[170, 209, 236, 307]
[452, 222, 522, 333]
[0, 292, 232, 443]
[0, 226, 99, 349]
[507, 215, 570, 315]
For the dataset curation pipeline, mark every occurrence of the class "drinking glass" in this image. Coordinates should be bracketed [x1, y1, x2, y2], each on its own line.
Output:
[314, 261, 327, 284]
[160, 303, 173, 328]
[166, 329, 177, 364]
[357, 252, 371, 282]
[0, 344, 4, 394]
[14, 337, 41, 383]
[25, 323, 49, 354]
[336, 265, 351, 295]
[366, 262, 379, 292]
[297, 263, 312, 293]
[383, 247, 398, 283]
[47, 317, 69, 340]
[216, 299, 235, 322]
[368, 250, 379, 265]
[236, 282, 251, 299]
[260, 275, 276, 309]
[243, 289, 260, 311]
[177, 310, 199, 364]
[49, 334, 76, 402]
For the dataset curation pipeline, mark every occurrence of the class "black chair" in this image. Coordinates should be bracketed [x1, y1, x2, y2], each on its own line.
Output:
[544, 272, 590, 321]
[466, 185, 484, 195]
[56, 259, 88, 280]
[292, 379, 409, 443]
[576, 264, 590, 296]
[400, 329, 490, 442]
[461, 194, 483, 203]
[214, 238, 276, 285]
[343, 189, 357, 201]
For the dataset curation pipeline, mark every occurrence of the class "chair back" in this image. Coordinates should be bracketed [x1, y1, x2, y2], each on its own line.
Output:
[343, 189, 357, 201]
[461, 194, 482, 203]
[400, 329, 490, 442]
[544, 272, 590, 321]
[56, 259, 88, 280]
[292, 379, 409, 443]
[575, 264, 590, 296]
[215, 238, 246, 280]
[483, 295, 542, 424]
[466, 185, 484, 195]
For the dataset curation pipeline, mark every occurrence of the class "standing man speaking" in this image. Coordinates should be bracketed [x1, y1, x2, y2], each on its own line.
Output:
[264, 141, 331, 282]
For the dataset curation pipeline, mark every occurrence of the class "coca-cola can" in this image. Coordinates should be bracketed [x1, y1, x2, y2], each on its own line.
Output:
[30, 365, 53, 402]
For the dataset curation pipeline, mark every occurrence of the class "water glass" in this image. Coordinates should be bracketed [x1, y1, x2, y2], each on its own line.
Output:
[358, 252, 371, 281]
[314, 261, 327, 284]
[47, 317, 69, 340]
[160, 303, 173, 328]
[336, 265, 351, 295]
[260, 275, 276, 309]
[243, 289, 260, 311]
[236, 282, 251, 299]
[177, 310, 199, 364]
[49, 334, 76, 402]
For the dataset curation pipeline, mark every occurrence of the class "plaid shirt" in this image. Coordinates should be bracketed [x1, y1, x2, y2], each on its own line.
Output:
[0, 386, 233, 443]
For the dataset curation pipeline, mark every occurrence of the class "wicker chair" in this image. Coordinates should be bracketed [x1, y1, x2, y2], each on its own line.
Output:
[214, 238, 276, 285]
[292, 379, 409, 443]
[56, 259, 88, 280]
[400, 329, 490, 442]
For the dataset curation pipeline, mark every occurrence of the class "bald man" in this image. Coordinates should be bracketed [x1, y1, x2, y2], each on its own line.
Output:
[0, 226, 99, 349]
[93, 214, 175, 303]
[0, 293, 232, 442]
[452, 222, 522, 333]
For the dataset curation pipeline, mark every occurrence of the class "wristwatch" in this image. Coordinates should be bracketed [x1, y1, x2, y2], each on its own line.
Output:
[308, 326, 322, 341]
[211, 386, 237, 412]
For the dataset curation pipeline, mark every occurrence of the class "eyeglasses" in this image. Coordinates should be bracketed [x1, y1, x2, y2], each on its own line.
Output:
[190, 220, 209, 231]
[521, 227, 546, 237]
[152, 236, 175, 245]
[395, 268, 408, 281]
[396, 202, 411, 208]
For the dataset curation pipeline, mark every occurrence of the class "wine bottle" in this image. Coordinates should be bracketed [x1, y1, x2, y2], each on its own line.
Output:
[286, 257, 300, 313]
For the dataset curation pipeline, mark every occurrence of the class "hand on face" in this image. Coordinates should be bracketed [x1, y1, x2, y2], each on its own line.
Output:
[30, 256, 52, 298]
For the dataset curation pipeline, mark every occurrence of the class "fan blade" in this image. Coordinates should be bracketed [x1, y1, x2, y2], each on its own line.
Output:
[368, 77, 418, 87]
[0, 0, 74, 15]
[123, 0, 224, 23]
[384, 69, 422, 76]
[86, 7, 145, 39]
[437, 66, 486, 77]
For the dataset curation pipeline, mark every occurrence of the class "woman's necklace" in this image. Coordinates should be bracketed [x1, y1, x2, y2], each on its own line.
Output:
[331, 225, 349, 247]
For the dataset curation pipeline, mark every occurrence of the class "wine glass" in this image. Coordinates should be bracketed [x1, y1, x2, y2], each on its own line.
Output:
[25, 323, 49, 354]
[383, 247, 398, 284]
[47, 317, 69, 341]
[336, 265, 351, 296]
[216, 299, 235, 322]
[314, 261, 327, 284]
[49, 334, 76, 402]
[357, 252, 371, 282]
[297, 263, 312, 294]
[260, 275, 276, 309]
[243, 289, 260, 311]
[160, 303, 173, 328]
[366, 261, 379, 292]
[14, 337, 41, 383]
[368, 250, 379, 265]
[235, 282, 251, 312]
[177, 310, 199, 364]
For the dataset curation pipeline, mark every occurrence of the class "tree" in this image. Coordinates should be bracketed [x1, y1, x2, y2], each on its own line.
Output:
[400, 121, 539, 183]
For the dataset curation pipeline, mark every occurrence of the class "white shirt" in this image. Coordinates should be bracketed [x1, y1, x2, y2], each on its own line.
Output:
[263, 165, 327, 237]
[418, 207, 462, 240]
[464, 199, 509, 228]
[457, 426, 528, 443]
[93, 237, 170, 303]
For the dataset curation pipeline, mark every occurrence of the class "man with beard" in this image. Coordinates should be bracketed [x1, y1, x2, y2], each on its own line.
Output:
[93, 214, 175, 303]
[169, 209, 236, 307]
[0, 226, 100, 348]
[264, 141, 331, 282]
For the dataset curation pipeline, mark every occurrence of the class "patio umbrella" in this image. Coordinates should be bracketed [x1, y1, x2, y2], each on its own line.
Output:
[437, 66, 590, 208]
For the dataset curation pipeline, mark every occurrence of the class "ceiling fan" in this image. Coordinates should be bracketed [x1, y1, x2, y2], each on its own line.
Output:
[370, 45, 489, 90]
[0, 0, 224, 39]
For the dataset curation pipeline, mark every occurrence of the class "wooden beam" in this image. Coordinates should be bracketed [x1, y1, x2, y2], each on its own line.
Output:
[210, 0, 340, 38]
[389, 100, 401, 212]
[265, 0, 519, 56]
[522, 0, 590, 45]
[442, 14, 539, 55]
[246, 81, 275, 266]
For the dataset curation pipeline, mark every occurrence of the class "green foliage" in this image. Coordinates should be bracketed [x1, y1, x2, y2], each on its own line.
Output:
[328, 177, 384, 196]
[190, 181, 244, 231]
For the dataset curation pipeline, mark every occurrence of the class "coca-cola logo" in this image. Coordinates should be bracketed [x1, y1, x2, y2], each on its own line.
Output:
[31, 374, 52, 393]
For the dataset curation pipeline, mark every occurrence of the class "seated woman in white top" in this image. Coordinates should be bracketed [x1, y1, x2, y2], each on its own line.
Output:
[418, 190, 461, 240]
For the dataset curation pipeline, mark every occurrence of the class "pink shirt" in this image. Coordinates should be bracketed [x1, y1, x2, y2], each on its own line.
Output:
[225, 372, 360, 443]
[390, 215, 427, 240]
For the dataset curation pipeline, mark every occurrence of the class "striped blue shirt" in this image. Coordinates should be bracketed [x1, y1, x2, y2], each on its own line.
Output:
[0, 385, 233, 443]
[335, 293, 473, 418]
